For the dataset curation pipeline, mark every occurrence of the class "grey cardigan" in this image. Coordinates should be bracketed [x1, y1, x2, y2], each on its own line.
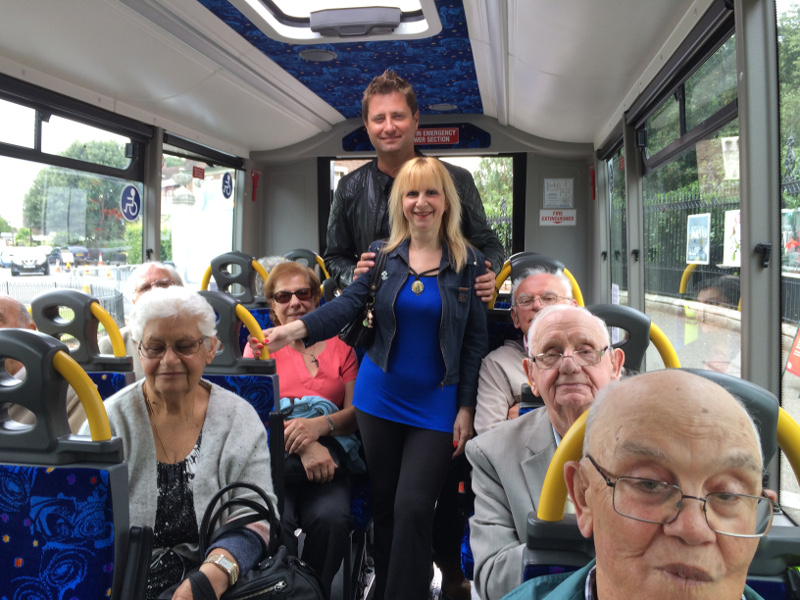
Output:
[79, 379, 276, 564]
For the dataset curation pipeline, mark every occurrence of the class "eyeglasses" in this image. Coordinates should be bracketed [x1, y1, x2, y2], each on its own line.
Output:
[531, 347, 611, 369]
[516, 294, 565, 308]
[135, 278, 174, 295]
[273, 287, 313, 304]
[138, 337, 207, 359]
[585, 454, 775, 538]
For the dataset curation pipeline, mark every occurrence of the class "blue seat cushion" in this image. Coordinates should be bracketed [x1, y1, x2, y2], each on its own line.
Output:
[0, 464, 116, 599]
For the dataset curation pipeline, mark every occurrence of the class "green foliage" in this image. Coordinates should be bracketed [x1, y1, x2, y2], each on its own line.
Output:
[22, 140, 130, 246]
[124, 222, 172, 264]
[0, 214, 12, 233]
[779, 2, 800, 208]
[473, 157, 513, 258]
[15, 227, 31, 246]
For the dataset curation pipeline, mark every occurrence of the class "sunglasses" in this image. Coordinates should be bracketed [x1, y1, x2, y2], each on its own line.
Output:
[273, 287, 313, 304]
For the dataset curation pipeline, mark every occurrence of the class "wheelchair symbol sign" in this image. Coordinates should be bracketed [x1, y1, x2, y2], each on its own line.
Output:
[120, 185, 141, 221]
[222, 172, 233, 199]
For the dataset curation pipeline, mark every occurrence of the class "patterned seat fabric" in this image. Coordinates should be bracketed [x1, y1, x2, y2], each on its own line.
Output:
[0, 465, 116, 600]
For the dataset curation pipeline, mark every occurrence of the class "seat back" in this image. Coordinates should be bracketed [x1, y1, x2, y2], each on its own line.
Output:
[526, 369, 797, 595]
[31, 289, 135, 399]
[201, 251, 271, 310]
[284, 248, 331, 281]
[491, 252, 585, 308]
[0, 329, 145, 600]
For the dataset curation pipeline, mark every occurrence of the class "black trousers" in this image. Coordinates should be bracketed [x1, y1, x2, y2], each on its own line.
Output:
[356, 409, 454, 600]
[281, 475, 353, 594]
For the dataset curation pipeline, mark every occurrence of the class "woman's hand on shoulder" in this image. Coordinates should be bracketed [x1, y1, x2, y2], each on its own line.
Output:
[473, 260, 495, 303]
[298, 441, 337, 483]
[353, 251, 376, 280]
[452, 406, 476, 458]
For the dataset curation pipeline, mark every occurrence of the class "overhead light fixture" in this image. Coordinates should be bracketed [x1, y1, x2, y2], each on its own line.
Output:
[429, 103, 458, 111]
[229, 0, 441, 44]
[299, 48, 338, 62]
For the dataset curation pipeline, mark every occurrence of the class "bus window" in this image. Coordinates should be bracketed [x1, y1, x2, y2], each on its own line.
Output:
[608, 148, 628, 306]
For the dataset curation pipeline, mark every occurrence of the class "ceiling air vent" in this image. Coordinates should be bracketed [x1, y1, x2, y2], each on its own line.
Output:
[310, 7, 401, 38]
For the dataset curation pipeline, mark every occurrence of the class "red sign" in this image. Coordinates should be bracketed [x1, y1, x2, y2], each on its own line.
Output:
[192, 165, 205, 179]
[786, 326, 800, 377]
[414, 127, 460, 145]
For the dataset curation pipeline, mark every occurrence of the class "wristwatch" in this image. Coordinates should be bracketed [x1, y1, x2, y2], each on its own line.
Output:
[204, 553, 240, 586]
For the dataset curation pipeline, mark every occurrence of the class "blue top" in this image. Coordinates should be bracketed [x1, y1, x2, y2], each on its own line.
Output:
[354, 276, 457, 432]
[301, 238, 489, 408]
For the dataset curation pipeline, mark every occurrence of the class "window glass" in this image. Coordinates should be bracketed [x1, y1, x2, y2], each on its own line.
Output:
[0, 99, 35, 148]
[642, 121, 741, 374]
[0, 154, 141, 325]
[778, 0, 800, 521]
[644, 95, 680, 158]
[161, 155, 235, 286]
[41, 115, 132, 169]
[685, 36, 737, 130]
[608, 148, 628, 306]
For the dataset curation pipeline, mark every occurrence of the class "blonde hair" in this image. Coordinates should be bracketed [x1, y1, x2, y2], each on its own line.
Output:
[384, 157, 470, 272]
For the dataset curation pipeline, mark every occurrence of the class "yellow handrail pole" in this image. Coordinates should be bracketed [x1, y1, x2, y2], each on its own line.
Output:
[90, 302, 125, 358]
[235, 304, 271, 360]
[563, 268, 584, 307]
[53, 350, 111, 442]
[491, 261, 512, 308]
[679, 264, 698, 295]
[251, 259, 270, 284]
[537, 411, 587, 522]
[778, 407, 800, 484]
[200, 266, 213, 291]
[649, 323, 681, 368]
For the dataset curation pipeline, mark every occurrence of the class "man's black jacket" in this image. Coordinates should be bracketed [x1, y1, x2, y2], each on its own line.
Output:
[324, 157, 505, 287]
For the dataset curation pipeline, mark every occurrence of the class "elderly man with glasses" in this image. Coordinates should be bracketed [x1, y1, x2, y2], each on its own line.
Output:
[475, 268, 577, 434]
[466, 305, 624, 600]
[503, 369, 776, 600]
[98, 261, 183, 380]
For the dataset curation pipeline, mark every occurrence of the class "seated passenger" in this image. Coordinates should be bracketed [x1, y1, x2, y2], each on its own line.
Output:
[98, 261, 183, 379]
[504, 369, 777, 600]
[476, 268, 576, 434]
[466, 305, 623, 600]
[80, 286, 275, 600]
[245, 261, 358, 594]
[0, 294, 86, 432]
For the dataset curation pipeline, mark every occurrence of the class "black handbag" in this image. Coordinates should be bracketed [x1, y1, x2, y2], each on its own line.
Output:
[338, 249, 387, 348]
[196, 481, 328, 600]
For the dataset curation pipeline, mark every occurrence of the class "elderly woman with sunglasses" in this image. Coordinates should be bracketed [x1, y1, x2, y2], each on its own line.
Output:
[81, 286, 275, 600]
[245, 260, 358, 594]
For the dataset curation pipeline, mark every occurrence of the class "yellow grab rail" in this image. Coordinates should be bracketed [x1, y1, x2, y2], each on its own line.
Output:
[235, 304, 270, 360]
[53, 350, 111, 442]
[491, 260, 584, 308]
[778, 407, 800, 485]
[89, 302, 126, 358]
[649, 323, 681, 368]
[537, 411, 587, 522]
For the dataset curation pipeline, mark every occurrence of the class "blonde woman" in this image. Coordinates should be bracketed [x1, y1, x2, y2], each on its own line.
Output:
[262, 156, 488, 600]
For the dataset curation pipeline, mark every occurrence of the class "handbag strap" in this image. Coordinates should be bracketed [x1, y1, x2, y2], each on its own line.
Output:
[367, 248, 387, 297]
[187, 569, 216, 600]
[198, 482, 281, 558]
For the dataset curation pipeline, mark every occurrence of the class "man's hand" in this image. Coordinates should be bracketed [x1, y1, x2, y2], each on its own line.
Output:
[299, 441, 337, 483]
[474, 260, 496, 303]
[284, 417, 325, 454]
[353, 251, 376, 280]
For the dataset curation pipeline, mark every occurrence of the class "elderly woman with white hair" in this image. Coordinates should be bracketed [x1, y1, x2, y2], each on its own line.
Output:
[80, 286, 275, 600]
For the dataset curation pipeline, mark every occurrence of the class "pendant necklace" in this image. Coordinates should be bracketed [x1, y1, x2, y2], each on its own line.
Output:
[144, 383, 197, 463]
[297, 342, 319, 366]
[408, 266, 439, 295]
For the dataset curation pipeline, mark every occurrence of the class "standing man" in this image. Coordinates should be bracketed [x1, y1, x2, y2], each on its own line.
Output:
[325, 69, 504, 301]
[475, 268, 576, 434]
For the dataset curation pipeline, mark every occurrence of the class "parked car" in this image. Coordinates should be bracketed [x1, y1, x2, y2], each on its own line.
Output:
[11, 246, 50, 276]
[49, 245, 90, 267]
[0, 247, 13, 268]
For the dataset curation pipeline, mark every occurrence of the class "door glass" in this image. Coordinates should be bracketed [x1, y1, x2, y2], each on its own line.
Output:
[608, 148, 628, 306]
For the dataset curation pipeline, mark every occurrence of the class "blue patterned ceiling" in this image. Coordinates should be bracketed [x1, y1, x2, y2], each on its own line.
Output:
[195, 0, 482, 119]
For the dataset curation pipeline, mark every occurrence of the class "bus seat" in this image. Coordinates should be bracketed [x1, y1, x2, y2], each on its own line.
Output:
[31, 289, 135, 399]
[201, 251, 271, 310]
[585, 303, 681, 372]
[284, 248, 331, 281]
[0, 328, 150, 600]
[525, 369, 798, 597]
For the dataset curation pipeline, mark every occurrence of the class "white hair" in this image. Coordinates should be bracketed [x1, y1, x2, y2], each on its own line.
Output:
[510, 267, 573, 307]
[125, 261, 184, 299]
[130, 286, 217, 343]
[526, 304, 611, 355]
